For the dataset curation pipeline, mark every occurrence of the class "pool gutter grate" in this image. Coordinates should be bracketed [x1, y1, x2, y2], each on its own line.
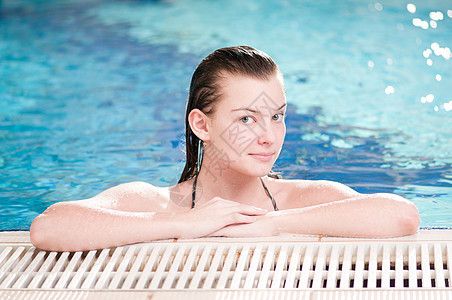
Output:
[0, 241, 451, 290]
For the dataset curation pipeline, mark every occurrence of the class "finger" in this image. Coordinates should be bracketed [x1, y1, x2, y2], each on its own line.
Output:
[224, 213, 259, 226]
[207, 226, 234, 237]
[228, 204, 268, 216]
[208, 224, 250, 237]
[208, 228, 230, 237]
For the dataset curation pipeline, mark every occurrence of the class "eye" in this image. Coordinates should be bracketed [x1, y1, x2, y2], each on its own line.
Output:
[240, 116, 255, 124]
[272, 113, 285, 122]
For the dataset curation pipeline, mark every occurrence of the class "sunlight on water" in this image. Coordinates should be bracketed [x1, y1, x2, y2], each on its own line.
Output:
[407, 4, 416, 14]
[444, 100, 452, 111]
[384, 86, 395, 95]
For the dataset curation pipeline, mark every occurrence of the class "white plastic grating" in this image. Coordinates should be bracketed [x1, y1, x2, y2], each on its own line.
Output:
[0, 241, 451, 290]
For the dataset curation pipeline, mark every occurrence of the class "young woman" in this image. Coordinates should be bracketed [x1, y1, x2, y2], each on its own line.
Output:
[30, 46, 420, 252]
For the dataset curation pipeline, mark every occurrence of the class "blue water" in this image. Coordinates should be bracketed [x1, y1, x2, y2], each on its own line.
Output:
[1, 0, 451, 230]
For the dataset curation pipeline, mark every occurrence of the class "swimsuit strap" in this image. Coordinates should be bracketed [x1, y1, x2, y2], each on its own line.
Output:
[191, 176, 279, 211]
[260, 177, 279, 211]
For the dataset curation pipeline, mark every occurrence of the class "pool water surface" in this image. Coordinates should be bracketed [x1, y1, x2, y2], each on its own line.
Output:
[0, 0, 451, 230]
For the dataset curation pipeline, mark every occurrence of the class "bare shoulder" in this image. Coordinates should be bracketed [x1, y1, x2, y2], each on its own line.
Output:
[90, 181, 170, 212]
[304, 180, 358, 195]
[269, 178, 360, 208]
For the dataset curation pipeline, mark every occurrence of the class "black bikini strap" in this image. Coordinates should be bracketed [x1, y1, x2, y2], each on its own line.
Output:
[260, 177, 279, 211]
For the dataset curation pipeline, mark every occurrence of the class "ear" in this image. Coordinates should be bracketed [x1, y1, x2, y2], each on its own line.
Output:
[188, 109, 211, 142]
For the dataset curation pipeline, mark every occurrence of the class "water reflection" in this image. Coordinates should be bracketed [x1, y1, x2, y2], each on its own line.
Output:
[374, 2, 383, 12]
[409, 3, 451, 114]
[430, 42, 451, 60]
[430, 11, 444, 21]
[407, 4, 416, 14]
[421, 94, 434, 103]
[412, 18, 429, 29]
[385, 86, 395, 95]
[412, 8, 447, 30]
[444, 101, 452, 111]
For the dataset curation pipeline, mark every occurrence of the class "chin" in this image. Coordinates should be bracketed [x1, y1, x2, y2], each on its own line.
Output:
[250, 170, 271, 178]
[239, 162, 274, 178]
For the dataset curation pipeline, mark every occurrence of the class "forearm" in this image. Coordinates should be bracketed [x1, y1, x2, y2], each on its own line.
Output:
[272, 194, 419, 238]
[30, 202, 180, 252]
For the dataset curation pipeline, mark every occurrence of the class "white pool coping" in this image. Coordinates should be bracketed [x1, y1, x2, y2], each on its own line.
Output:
[1, 230, 451, 300]
[1, 229, 451, 244]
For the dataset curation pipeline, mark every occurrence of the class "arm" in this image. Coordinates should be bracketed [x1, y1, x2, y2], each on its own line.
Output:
[279, 180, 420, 237]
[210, 188, 420, 238]
[30, 201, 180, 252]
[271, 193, 420, 238]
[30, 182, 267, 252]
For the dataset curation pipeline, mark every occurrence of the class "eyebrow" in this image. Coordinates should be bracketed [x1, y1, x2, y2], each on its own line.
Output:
[231, 103, 287, 113]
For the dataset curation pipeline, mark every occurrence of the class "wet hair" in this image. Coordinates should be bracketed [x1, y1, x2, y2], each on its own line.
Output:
[178, 46, 282, 183]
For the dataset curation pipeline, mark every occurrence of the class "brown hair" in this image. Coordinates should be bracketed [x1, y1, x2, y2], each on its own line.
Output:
[178, 46, 282, 183]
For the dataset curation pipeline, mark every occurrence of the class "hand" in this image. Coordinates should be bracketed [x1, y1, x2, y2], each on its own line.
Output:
[207, 211, 279, 238]
[175, 197, 268, 239]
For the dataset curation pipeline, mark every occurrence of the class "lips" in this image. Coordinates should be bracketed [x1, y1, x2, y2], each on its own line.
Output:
[249, 152, 275, 162]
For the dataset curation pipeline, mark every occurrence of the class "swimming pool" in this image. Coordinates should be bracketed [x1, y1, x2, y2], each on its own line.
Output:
[0, 0, 451, 230]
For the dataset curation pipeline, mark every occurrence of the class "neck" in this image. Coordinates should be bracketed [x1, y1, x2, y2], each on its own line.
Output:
[195, 165, 263, 204]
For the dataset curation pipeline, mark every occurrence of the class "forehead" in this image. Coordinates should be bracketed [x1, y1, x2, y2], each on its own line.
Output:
[217, 73, 286, 111]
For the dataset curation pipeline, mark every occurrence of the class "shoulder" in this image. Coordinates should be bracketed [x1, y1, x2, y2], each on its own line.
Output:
[99, 181, 159, 198]
[94, 181, 168, 212]
[302, 180, 358, 196]
[268, 178, 360, 208]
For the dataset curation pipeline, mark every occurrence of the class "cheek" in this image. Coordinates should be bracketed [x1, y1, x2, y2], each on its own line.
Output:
[216, 123, 257, 153]
[280, 124, 286, 143]
[275, 123, 286, 145]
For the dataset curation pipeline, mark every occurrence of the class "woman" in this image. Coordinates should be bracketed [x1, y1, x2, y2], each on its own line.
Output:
[31, 46, 420, 252]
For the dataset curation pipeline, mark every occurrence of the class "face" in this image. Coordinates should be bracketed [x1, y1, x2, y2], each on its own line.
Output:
[204, 72, 287, 178]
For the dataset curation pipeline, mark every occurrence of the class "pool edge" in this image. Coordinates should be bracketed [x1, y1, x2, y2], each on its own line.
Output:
[1, 229, 451, 245]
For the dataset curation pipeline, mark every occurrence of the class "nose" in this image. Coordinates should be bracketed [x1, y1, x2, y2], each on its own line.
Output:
[257, 122, 277, 145]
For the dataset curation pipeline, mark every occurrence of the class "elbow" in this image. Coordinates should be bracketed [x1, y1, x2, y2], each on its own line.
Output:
[375, 193, 420, 237]
[397, 201, 420, 236]
[30, 215, 50, 251]
[30, 205, 63, 252]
